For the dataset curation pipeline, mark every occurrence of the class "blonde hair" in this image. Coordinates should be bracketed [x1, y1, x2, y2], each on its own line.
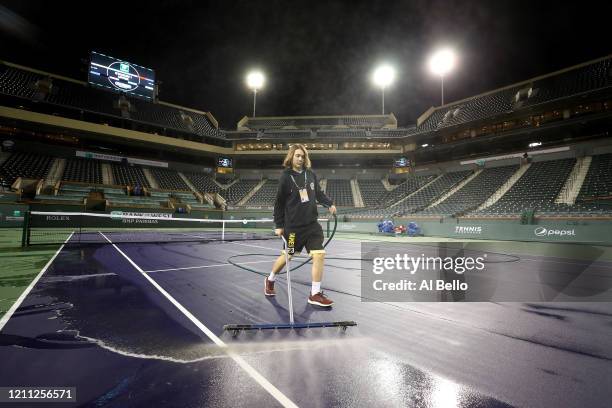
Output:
[282, 144, 312, 169]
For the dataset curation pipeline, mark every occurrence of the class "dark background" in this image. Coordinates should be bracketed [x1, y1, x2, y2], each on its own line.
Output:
[1, 0, 609, 129]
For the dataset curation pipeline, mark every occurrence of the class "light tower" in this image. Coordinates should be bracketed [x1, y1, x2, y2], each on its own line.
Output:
[428, 48, 456, 106]
[372, 64, 395, 115]
[246, 71, 265, 117]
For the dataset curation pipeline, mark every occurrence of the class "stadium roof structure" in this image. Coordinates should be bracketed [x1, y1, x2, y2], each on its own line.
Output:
[225, 126, 417, 141]
[227, 54, 612, 146]
[236, 114, 397, 131]
[1, 54, 611, 163]
[0, 60, 224, 142]
[228, 114, 410, 141]
[416, 54, 612, 134]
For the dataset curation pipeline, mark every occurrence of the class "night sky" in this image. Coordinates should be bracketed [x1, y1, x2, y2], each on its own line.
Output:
[1, 1, 609, 129]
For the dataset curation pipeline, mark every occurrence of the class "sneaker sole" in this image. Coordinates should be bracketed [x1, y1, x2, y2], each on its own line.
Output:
[264, 280, 276, 296]
[307, 298, 333, 307]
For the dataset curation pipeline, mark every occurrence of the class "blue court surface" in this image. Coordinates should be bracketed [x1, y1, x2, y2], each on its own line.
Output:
[1, 236, 612, 407]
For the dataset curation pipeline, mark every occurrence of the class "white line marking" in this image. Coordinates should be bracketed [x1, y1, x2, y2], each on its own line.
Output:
[334, 250, 362, 257]
[231, 241, 361, 259]
[98, 232, 298, 408]
[145, 259, 271, 273]
[145, 246, 362, 274]
[0, 232, 74, 332]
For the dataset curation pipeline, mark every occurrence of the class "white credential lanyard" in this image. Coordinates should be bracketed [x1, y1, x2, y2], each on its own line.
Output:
[290, 170, 307, 190]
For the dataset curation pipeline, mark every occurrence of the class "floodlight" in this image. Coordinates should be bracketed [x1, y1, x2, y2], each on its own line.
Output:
[429, 49, 456, 76]
[428, 48, 457, 105]
[372, 64, 396, 114]
[372, 65, 395, 89]
[246, 71, 264, 90]
[246, 71, 265, 117]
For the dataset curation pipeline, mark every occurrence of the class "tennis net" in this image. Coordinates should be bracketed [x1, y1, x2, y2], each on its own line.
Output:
[22, 211, 329, 246]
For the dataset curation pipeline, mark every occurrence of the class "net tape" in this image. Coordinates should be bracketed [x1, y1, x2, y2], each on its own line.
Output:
[24, 211, 329, 246]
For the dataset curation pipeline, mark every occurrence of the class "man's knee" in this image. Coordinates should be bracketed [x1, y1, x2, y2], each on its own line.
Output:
[310, 250, 326, 259]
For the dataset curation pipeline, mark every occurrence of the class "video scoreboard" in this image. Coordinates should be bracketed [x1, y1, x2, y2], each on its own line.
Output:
[88, 51, 155, 100]
[217, 157, 233, 174]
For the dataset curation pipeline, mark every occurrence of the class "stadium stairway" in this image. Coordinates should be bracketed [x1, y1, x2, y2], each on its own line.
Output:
[202, 192, 216, 207]
[426, 169, 481, 209]
[213, 177, 231, 189]
[178, 172, 200, 195]
[142, 168, 160, 189]
[350, 179, 365, 207]
[218, 178, 238, 189]
[101, 163, 114, 185]
[319, 178, 327, 192]
[477, 163, 531, 211]
[556, 156, 592, 205]
[390, 174, 442, 209]
[237, 179, 266, 206]
[381, 176, 394, 191]
[43, 158, 66, 190]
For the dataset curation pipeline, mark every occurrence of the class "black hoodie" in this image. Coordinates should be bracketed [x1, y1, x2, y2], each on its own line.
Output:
[273, 168, 333, 229]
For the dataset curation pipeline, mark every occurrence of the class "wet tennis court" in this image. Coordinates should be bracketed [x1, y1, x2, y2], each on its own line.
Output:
[1, 225, 612, 407]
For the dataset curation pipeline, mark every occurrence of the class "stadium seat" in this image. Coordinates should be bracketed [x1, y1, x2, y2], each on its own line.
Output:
[150, 168, 189, 190]
[0, 152, 53, 185]
[62, 158, 103, 184]
[111, 164, 151, 188]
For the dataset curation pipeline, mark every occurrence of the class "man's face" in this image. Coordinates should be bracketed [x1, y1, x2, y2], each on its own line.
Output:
[292, 149, 305, 169]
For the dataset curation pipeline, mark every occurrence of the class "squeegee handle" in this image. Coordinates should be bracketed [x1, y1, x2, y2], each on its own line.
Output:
[280, 235, 295, 324]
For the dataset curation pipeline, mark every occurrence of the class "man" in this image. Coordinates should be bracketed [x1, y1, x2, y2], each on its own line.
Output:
[266, 144, 337, 306]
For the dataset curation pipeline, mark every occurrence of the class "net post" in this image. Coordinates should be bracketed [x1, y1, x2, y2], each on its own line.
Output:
[78, 213, 83, 245]
[222, 220, 225, 241]
[21, 210, 31, 247]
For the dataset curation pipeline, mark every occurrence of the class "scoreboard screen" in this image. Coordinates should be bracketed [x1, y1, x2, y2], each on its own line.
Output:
[88, 51, 155, 100]
[394, 157, 410, 167]
[217, 157, 233, 168]
[393, 156, 412, 174]
[216, 157, 233, 174]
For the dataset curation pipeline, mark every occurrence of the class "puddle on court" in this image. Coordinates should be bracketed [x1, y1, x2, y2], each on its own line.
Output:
[23, 245, 230, 362]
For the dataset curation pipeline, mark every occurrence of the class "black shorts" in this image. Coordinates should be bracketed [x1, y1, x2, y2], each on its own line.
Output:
[283, 222, 325, 255]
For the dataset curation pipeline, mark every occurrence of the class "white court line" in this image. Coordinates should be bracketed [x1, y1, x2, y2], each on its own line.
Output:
[98, 232, 298, 408]
[150, 239, 609, 275]
[0, 232, 74, 332]
[145, 250, 360, 274]
[145, 259, 271, 273]
[231, 241, 361, 258]
[334, 250, 362, 257]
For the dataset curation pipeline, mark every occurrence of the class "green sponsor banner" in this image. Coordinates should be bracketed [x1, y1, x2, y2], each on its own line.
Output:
[0, 192, 20, 203]
[338, 218, 612, 245]
[0, 204, 28, 227]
